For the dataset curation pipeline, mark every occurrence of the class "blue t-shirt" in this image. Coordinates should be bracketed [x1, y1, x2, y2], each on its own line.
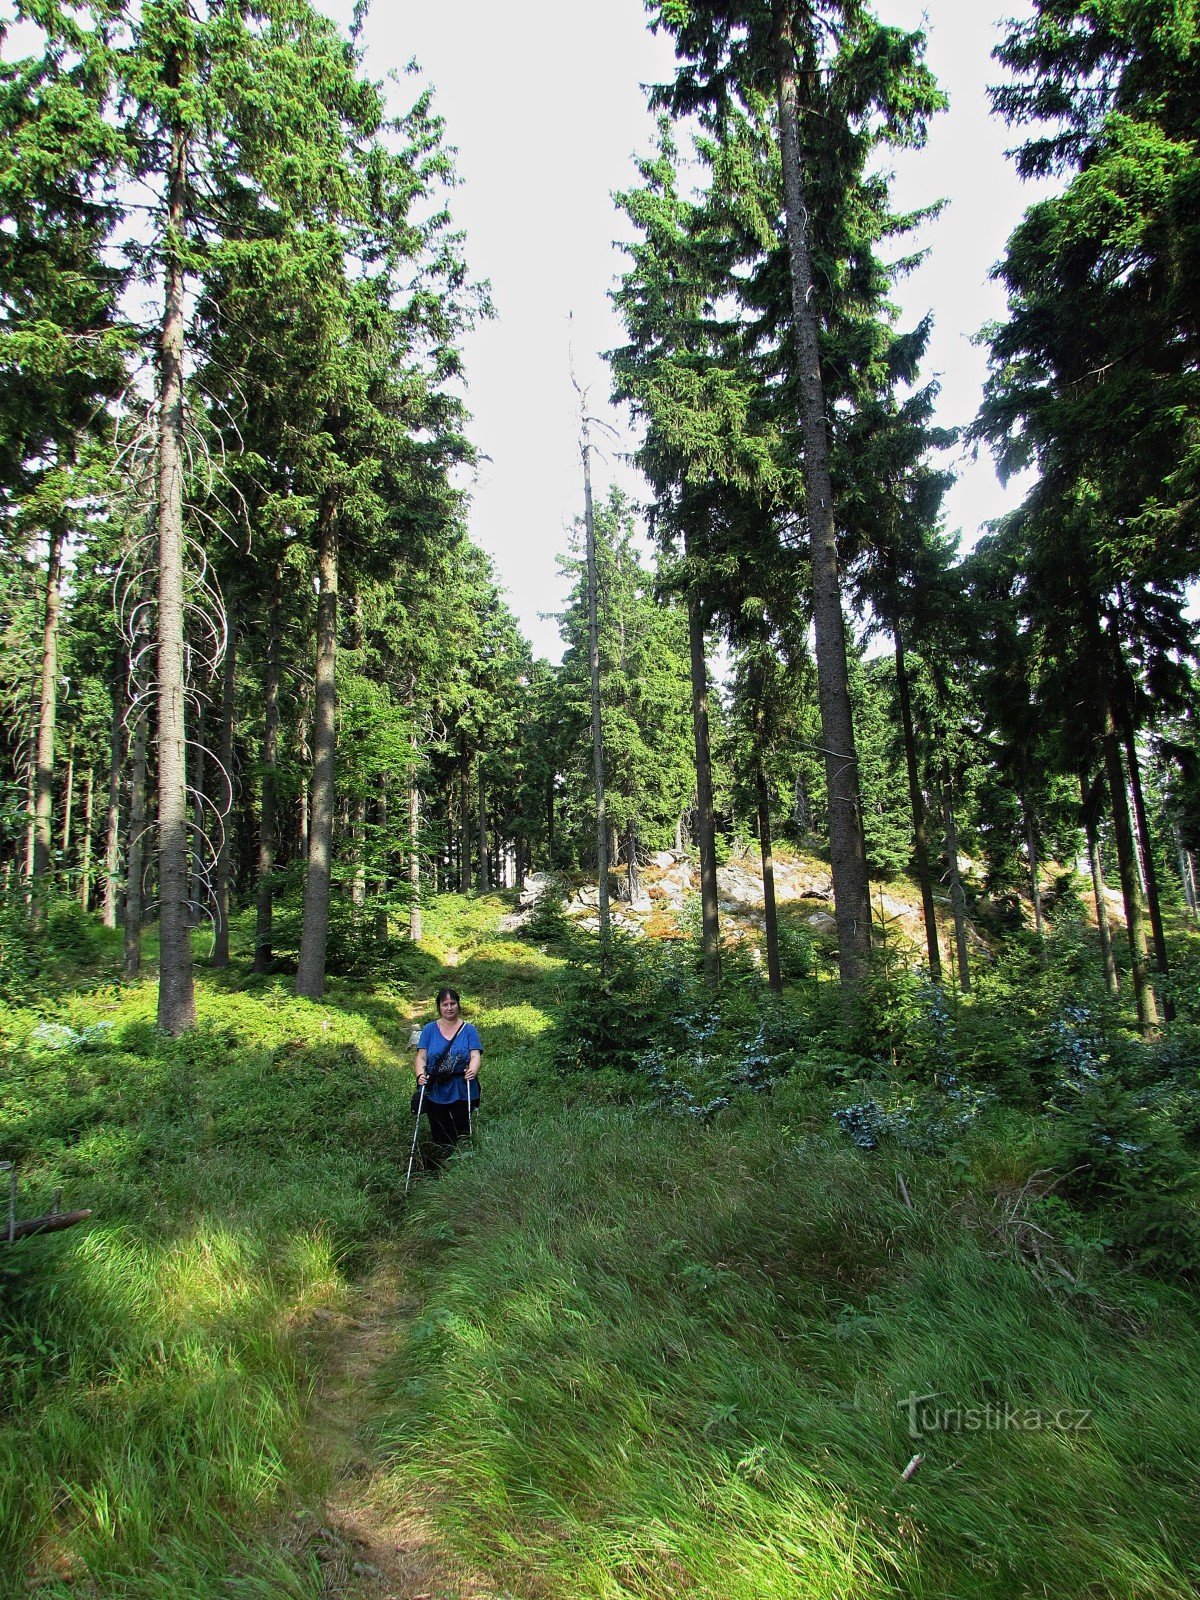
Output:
[418, 1020, 482, 1105]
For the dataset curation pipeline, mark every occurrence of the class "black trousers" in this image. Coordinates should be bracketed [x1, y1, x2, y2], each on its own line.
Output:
[426, 1097, 474, 1148]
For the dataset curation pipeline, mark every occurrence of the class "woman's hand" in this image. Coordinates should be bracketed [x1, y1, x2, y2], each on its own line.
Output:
[464, 1063, 479, 1081]
[416, 1072, 429, 1087]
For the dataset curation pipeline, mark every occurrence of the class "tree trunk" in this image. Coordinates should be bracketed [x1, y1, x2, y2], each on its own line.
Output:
[79, 767, 94, 913]
[890, 592, 941, 980]
[684, 542, 720, 987]
[155, 92, 195, 1034]
[124, 696, 149, 980]
[1174, 825, 1198, 924]
[772, 0, 871, 989]
[546, 776, 555, 867]
[478, 761, 490, 891]
[61, 729, 75, 863]
[211, 613, 236, 966]
[1081, 772, 1119, 998]
[625, 817, 640, 906]
[580, 408, 611, 960]
[756, 752, 783, 994]
[350, 795, 366, 910]
[1103, 717, 1159, 1030]
[253, 571, 282, 972]
[295, 495, 339, 1000]
[1121, 722, 1173, 1021]
[189, 696, 206, 923]
[32, 524, 63, 899]
[459, 757, 472, 891]
[940, 772, 970, 993]
[102, 662, 126, 928]
[408, 763, 422, 942]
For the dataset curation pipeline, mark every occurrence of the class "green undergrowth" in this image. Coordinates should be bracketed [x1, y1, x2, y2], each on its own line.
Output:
[0, 897, 563, 1599]
[379, 1101, 1200, 1599]
[3, 890, 1199, 1598]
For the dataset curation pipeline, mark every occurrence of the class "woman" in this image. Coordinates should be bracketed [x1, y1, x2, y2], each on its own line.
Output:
[413, 986, 481, 1150]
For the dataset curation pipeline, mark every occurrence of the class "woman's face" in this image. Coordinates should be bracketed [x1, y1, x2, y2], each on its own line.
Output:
[439, 992, 460, 1020]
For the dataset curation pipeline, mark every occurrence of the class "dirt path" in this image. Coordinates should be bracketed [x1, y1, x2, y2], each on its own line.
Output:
[294, 1251, 504, 1600]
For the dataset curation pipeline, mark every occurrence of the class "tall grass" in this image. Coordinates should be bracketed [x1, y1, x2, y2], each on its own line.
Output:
[0, 940, 437, 1597]
[375, 1099, 1200, 1598]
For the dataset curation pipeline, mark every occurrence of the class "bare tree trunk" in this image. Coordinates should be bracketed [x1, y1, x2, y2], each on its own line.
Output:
[546, 777, 555, 867]
[102, 663, 125, 928]
[32, 524, 63, 901]
[459, 757, 472, 891]
[756, 754, 782, 994]
[189, 697, 206, 924]
[891, 598, 941, 980]
[772, 0, 871, 990]
[79, 767, 94, 912]
[350, 796, 366, 910]
[155, 91, 195, 1034]
[408, 759, 422, 942]
[1103, 717, 1159, 1030]
[580, 405, 610, 961]
[211, 613, 236, 966]
[684, 530, 720, 987]
[940, 773, 970, 993]
[61, 729, 75, 863]
[625, 817, 640, 906]
[124, 696, 149, 979]
[1121, 722, 1173, 1021]
[296, 496, 339, 1000]
[254, 571, 281, 973]
[478, 761, 490, 892]
[1081, 772, 1119, 997]
[24, 752, 35, 884]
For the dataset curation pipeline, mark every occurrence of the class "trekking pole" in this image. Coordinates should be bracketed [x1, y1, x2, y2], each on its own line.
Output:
[404, 1079, 426, 1195]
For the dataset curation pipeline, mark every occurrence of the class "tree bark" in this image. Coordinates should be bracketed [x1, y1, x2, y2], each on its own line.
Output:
[1103, 717, 1159, 1030]
[253, 571, 282, 972]
[102, 661, 126, 928]
[408, 758, 422, 942]
[459, 757, 472, 891]
[478, 761, 490, 892]
[1081, 771, 1119, 997]
[295, 494, 339, 999]
[756, 753, 783, 994]
[211, 612, 236, 966]
[684, 539, 720, 987]
[580, 408, 611, 960]
[940, 772, 970, 993]
[79, 767, 94, 913]
[350, 795, 366, 909]
[1121, 721, 1173, 1021]
[155, 90, 195, 1034]
[124, 695, 149, 980]
[890, 592, 941, 980]
[61, 729, 75, 863]
[32, 524, 64, 898]
[772, 0, 871, 989]
[189, 696, 206, 923]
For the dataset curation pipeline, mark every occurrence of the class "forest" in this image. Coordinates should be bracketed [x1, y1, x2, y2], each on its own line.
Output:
[1, 0, 1199, 1596]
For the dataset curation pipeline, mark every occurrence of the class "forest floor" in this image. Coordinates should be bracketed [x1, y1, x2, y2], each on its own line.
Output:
[3, 889, 1200, 1599]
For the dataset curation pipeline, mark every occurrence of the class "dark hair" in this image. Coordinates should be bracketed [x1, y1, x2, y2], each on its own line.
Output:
[436, 987, 461, 1008]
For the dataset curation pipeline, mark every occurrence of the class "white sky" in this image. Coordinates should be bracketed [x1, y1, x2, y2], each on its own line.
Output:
[329, 0, 1059, 663]
[2, 0, 1059, 660]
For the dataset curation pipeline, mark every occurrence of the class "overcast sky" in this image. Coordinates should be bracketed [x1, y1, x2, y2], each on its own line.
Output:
[327, 0, 1059, 662]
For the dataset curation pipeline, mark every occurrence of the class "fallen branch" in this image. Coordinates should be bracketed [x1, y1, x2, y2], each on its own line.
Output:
[4, 1209, 92, 1242]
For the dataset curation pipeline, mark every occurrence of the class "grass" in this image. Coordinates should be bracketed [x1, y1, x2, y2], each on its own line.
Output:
[376, 1099, 1200, 1599]
[2, 888, 1199, 1597]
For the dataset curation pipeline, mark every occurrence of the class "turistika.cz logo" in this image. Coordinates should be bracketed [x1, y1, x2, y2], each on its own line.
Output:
[897, 1392, 1092, 1441]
